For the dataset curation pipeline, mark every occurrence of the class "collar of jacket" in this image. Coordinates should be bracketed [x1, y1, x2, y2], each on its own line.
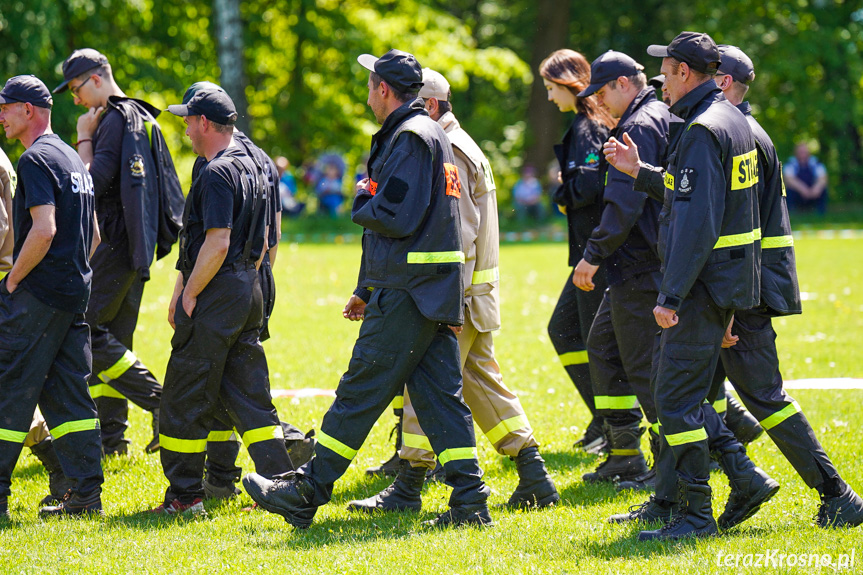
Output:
[669, 80, 721, 120]
[618, 87, 659, 126]
[736, 101, 752, 117]
[437, 110, 460, 134]
[108, 94, 161, 119]
[375, 97, 427, 139]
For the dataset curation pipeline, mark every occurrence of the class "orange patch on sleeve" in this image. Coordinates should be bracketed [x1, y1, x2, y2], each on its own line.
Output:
[444, 163, 461, 198]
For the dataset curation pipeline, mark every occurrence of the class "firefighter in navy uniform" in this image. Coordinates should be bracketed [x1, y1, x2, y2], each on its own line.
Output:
[243, 50, 492, 529]
[151, 85, 293, 516]
[570, 51, 669, 489]
[710, 45, 862, 529]
[603, 32, 765, 540]
[0, 75, 104, 518]
[54, 49, 185, 455]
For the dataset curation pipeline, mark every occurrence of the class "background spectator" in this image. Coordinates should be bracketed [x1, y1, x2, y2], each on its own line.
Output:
[784, 142, 828, 214]
[512, 164, 546, 223]
[275, 156, 305, 217]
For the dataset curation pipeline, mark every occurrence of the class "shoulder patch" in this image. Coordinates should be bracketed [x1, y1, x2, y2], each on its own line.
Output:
[584, 150, 600, 166]
[677, 167, 696, 194]
[129, 154, 145, 178]
[444, 163, 462, 198]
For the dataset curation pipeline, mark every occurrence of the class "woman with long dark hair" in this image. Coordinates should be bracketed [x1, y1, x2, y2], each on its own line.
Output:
[540, 49, 615, 453]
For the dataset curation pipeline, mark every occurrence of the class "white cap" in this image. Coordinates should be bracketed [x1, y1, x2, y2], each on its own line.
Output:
[418, 68, 450, 101]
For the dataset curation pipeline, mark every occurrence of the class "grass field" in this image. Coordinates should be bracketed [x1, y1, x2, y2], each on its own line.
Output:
[2, 237, 862, 574]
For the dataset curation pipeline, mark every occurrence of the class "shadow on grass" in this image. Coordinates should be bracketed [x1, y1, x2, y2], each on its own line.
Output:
[584, 529, 703, 560]
[540, 449, 603, 472]
[559, 479, 623, 508]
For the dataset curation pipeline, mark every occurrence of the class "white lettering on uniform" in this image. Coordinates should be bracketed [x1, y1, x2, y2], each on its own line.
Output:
[70, 172, 95, 195]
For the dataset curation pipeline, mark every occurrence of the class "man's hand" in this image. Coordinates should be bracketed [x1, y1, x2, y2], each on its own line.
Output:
[572, 259, 599, 291]
[76, 106, 104, 140]
[343, 294, 366, 321]
[557, 171, 563, 184]
[603, 132, 641, 178]
[653, 305, 679, 329]
[182, 291, 197, 319]
[448, 325, 463, 335]
[355, 178, 372, 198]
[722, 316, 739, 348]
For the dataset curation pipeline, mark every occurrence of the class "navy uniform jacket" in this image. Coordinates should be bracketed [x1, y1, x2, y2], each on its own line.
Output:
[737, 102, 801, 316]
[552, 113, 609, 266]
[634, 81, 760, 312]
[353, 99, 464, 326]
[583, 88, 669, 285]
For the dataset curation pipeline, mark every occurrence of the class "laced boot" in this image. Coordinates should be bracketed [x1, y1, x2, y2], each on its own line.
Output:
[365, 410, 404, 477]
[815, 482, 863, 528]
[616, 427, 660, 492]
[29, 438, 75, 506]
[347, 462, 425, 513]
[242, 472, 318, 529]
[583, 423, 648, 483]
[574, 416, 607, 454]
[507, 447, 559, 509]
[423, 503, 494, 528]
[638, 480, 717, 541]
[39, 489, 104, 517]
[715, 448, 779, 529]
[723, 392, 763, 445]
[608, 496, 678, 524]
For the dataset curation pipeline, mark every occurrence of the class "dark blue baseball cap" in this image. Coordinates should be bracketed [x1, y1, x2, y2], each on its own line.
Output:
[717, 45, 755, 84]
[578, 50, 645, 97]
[0, 75, 53, 108]
[647, 31, 720, 75]
[358, 49, 424, 93]
[53, 48, 109, 94]
[168, 83, 237, 125]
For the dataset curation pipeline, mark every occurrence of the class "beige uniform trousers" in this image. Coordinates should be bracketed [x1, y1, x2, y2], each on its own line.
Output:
[25, 409, 51, 448]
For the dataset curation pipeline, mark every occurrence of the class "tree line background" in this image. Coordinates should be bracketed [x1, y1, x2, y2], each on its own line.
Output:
[2, 0, 863, 208]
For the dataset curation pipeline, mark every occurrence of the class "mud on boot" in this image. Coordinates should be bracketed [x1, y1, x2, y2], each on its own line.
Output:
[715, 447, 779, 530]
[638, 481, 717, 541]
[506, 447, 559, 509]
[348, 461, 425, 513]
[583, 423, 649, 484]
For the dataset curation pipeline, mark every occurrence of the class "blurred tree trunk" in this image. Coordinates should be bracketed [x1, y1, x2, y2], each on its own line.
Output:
[213, 0, 251, 133]
[524, 0, 570, 180]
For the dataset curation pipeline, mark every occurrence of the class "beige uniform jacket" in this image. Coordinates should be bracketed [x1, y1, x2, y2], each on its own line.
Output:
[0, 148, 16, 273]
[438, 112, 500, 332]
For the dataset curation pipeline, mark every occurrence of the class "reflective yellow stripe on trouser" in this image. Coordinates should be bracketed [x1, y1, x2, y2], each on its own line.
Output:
[438, 447, 477, 465]
[760, 401, 801, 430]
[407, 251, 466, 264]
[51, 419, 99, 440]
[472, 267, 500, 284]
[98, 349, 137, 383]
[761, 235, 794, 249]
[560, 350, 588, 366]
[317, 430, 358, 460]
[714, 228, 761, 249]
[0, 428, 28, 443]
[160, 434, 207, 453]
[207, 430, 237, 442]
[485, 414, 530, 445]
[664, 427, 708, 446]
[595, 396, 639, 410]
[89, 384, 125, 399]
[403, 432, 433, 452]
[242, 425, 284, 447]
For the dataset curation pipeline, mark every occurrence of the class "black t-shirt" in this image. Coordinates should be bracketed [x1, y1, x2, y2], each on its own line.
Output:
[13, 134, 95, 313]
[179, 146, 266, 270]
[233, 131, 280, 248]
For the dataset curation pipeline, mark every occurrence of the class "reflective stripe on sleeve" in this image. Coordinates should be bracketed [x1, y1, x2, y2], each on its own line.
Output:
[438, 447, 477, 466]
[761, 235, 794, 249]
[89, 383, 125, 400]
[317, 430, 358, 460]
[406, 251, 466, 264]
[98, 349, 137, 383]
[50, 418, 100, 440]
[595, 395, 640, 410]
[714, 228, 761, 250]
[242, 425, 285, 446]
[485, 414, 530, 445]
[159, 434, 207, 453]
[664, 427, 708, 446]
[402, 432, 433, 452]
[760, 401, 801, 430]
[0, 428, 28, 443]
[560, 350, 588, 366]
[471, 267, 500, 285]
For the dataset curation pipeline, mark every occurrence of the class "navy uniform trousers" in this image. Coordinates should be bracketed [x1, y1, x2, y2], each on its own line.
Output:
[548, 269, 607, 417]
[301, 287, 487, 507]
[587, 271, 660, 428]
[159, 265, 291, 503]
[0, 285, 103, 497]
[86, 227, 161, 452]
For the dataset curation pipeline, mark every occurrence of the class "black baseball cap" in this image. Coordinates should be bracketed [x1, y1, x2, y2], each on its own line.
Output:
[647, 31, 720, 75]
[168, 84, 237, 125]
[53, 48, 110, 94]
[648, 74, 665, 90]
[181, 81, 226, 104]
[357, 49, 424, 93]
[717, 45, 755, 84]
[0, 75, 53, 109]
[578, 51, 644, 97]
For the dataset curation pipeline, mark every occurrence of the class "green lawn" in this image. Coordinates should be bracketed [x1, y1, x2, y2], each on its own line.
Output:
[2, 238, 862, 574]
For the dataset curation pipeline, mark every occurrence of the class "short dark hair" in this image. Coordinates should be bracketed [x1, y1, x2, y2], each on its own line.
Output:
[371, 71, 418, 103]
[207, 119, 234, 134]
[607, 72, 647, 91]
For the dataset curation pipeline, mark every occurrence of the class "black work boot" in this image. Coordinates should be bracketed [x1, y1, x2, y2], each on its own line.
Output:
[286, 429, 317, 470]
[816, 483, 863, 528]
[144, 408, 160, 453]
[39, 489, 104, 517]
[29, 438, 75, 506]
[424, 503, 494, 528]
[203, 475, 241, 500]
[616, 428, 660, 492]
[507, 447, 560, 509]
[608, 496, 678, 524]
[347, 461, 425, 513]
[638, 481, 717, 541]
[723, 392, 763, 445]
[583, 423, 648, 483]
[715, 448, 780, 529]
[425, 460, 445, 483]
[365, 410, 404, 478]
[0, 496, 9, 520]
[242, 472, 318, 529]
[574, 416, 607, 454]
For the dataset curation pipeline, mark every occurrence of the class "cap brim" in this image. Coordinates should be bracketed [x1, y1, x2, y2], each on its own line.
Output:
[357, 54, 378, 73]
[0, 94, 13, 104]
[167, 104, 192, 117]
[577, 83, 601, 98]
[52, 79, 71, 94]
[646, 45, 670, 58]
